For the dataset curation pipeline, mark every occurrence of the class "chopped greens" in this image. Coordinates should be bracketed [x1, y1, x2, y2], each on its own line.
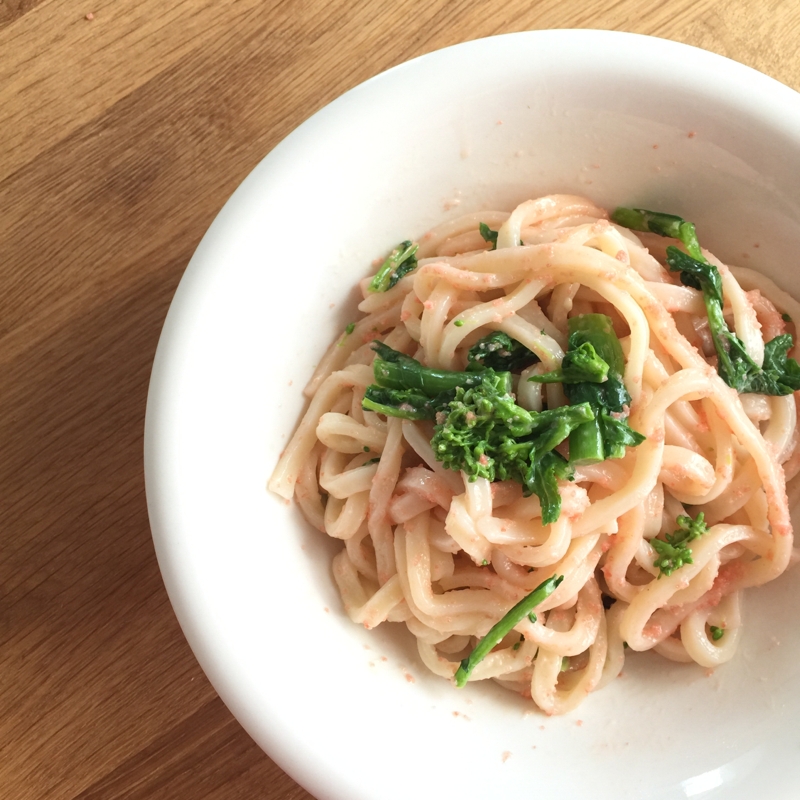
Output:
[651, 512, 709, 577]
[613, 206, 800, 396]
[368, 240, 419, 292]
[454, 575, 563, 687]
[611, 207, 704, 261]
[361, 342, 592, 523]
[466, 331, 538, 373]
[370, 341, 490, 395]
[709, 626, 725, 641]
[431, 382, 592, 524]
[479, 222, 498, 250]
[362, 386, 442, 420]
[338, 322, 357, 346]
[527, 341, 609, 384]
[667, 248, 800, 395]
[531, 314, 644, 465]
[362, 314, 641, 523]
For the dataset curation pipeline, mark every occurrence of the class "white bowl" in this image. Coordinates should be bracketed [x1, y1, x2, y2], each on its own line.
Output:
[145, 30, 800, 800]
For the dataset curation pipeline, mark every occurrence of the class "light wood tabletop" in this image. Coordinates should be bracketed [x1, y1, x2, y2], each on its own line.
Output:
[3, 1, 800, 798]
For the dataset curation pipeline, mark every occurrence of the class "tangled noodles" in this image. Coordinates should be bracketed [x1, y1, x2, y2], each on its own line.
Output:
[269, 195, 800, 714]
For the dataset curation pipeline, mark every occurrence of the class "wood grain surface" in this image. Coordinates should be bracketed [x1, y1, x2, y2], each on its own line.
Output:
[2, 2, 800, 798]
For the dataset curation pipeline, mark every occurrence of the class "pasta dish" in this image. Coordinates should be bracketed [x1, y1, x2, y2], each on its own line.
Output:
[269, 195, 800, 714]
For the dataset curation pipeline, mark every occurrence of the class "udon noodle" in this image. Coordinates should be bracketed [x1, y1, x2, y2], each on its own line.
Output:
[269, 195, 800, 714]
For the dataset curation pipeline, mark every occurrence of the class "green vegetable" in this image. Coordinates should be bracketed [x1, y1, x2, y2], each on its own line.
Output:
[667, 248, 800, 395]
[454, 575, 564, 687]
[526, 453, 575, 524]
[565, 315, 644, 464]
[466, 331, 538, 373]
[454, 319, 465, 327]
[709, 626, 725, 641]
[611, 207, 704, 261]
[362, 386, 442, 420]
[652, 512, 709, 577]
[527, 341, 609, 384]
[370, 341, 493, 396]
[338, 322, 357, 347]
[479, 222, 498, 250]
[560, 657, 570, 672]
[782, 312, 793, 323]
[368, 240, 419, 292]
[362, 342, 593, 523]
[533, 314, 644, 465]
[614, 206, 800, 396]
[432, 379, 593, 523]
[565, 315, 627, 398]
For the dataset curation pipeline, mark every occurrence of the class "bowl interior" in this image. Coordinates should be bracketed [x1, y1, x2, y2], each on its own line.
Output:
[145, 30, 800, 800]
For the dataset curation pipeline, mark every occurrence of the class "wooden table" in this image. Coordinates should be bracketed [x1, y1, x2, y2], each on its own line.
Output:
[3, 1, 800, 797]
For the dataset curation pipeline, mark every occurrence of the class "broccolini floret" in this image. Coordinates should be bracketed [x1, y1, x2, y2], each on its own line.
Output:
[431, 377, 594, 523]
[361, 342, 594, 523]
[651, 512, 708, 577]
